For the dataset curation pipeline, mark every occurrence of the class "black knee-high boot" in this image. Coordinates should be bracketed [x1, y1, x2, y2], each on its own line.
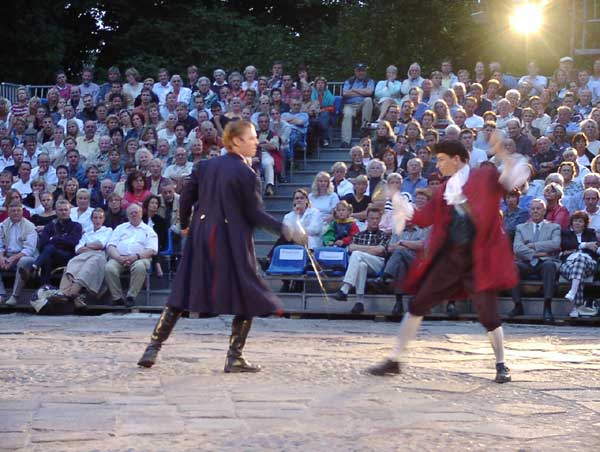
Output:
[224, 316, 261, 373]
[138, 306, 182, 368]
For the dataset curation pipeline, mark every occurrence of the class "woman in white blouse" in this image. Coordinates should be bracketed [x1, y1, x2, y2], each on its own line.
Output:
[258, 189, 323, 273]
[375, 65, 402, 120]
[308, 171, 339, 224]
[50, 208, 112, 307]
[70, 189, 94, 233]
[284, 189, 323, 250]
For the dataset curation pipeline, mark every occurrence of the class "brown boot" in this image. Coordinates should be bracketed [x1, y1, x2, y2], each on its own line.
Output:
[224, 316, 261, 373]
[138, 306, 181, 368]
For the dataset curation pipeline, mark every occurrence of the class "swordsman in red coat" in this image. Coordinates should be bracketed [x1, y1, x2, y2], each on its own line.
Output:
[368, 139, 529, 383]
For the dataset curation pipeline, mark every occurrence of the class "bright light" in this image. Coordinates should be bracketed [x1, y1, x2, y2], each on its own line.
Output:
[510, 3, 543, 35]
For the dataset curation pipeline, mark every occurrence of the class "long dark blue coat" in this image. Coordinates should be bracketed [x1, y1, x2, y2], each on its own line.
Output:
[167, 152, 284, 316]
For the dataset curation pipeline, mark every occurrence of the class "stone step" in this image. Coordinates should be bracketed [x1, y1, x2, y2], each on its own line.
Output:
[264, 196, 298, 210]
[270, 183, 312, 197]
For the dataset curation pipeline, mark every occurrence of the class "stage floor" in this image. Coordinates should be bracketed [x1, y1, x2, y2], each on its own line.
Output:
[1, 314, 599, 451]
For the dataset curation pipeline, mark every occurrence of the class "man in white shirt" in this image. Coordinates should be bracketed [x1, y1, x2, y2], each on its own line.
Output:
[0, 171, 12, 206]
[105, 204, 158, 307]
[163, 147, 193, 184]
[76, 121, 100, 163]
[463, 97, 484, 130]
[31, 153, 58, 187]
[0, 137, 14, 172]
[57, 104, 84, 134]
[22, 136, 42, 168]
[460, 129, 488, 168]
[0, 202, 38, 306]
[583, 188, 600, 232]
[152, 68, 172, 107]
[11, 162, 33, 196]
[518, 61, 547, 96]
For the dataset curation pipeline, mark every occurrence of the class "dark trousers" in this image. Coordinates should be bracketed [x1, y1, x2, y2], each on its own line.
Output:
[34, 245, 73, 285]
[511, 259, 557, 303]
[408, 245, 502, 332]
[383, 248, 415, 294]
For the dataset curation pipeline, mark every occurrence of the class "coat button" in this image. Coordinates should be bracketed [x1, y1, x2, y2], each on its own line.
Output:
[200, 214, 206, 220]
[224, 219, 228, 224]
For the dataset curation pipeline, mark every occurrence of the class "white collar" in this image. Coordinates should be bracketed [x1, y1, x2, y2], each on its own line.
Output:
[443, 164, 470, 206]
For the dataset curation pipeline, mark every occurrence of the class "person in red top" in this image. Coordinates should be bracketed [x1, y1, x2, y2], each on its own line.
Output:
[543, 182, 570, 230]
[368, 139, 529, 384]
[121, 171, 151, 209]
[55, 71, 72, 100]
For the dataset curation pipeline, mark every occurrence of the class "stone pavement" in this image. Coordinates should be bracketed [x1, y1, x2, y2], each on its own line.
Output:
[1, 314, 599, 452]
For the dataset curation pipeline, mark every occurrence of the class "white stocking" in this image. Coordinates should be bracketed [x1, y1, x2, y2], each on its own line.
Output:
[388, 313, 423, 361]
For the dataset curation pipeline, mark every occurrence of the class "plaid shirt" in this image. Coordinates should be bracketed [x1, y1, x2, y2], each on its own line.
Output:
[351, 228, 389, 248]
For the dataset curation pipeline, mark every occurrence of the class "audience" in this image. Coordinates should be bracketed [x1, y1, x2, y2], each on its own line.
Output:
[0, 55, 599, 318]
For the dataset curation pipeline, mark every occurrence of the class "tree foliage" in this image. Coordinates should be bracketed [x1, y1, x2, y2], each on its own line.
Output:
[0, 0, 572, 85]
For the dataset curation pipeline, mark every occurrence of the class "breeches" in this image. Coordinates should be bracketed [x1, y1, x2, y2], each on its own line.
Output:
[409, 245, 502, 332]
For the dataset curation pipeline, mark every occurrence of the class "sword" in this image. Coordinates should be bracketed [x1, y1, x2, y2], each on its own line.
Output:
[296, 221, 330, 303]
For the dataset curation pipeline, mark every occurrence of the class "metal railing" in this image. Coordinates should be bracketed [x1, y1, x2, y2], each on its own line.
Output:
[0, 83, 53, 104]
[2, 82, 345, 104]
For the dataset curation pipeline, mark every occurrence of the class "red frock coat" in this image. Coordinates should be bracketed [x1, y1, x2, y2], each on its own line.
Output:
[402, 166, 518, 297]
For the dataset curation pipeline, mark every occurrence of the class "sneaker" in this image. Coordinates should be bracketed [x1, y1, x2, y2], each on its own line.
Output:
[577, 305, 598, 317]
[564, 289, 576, 302]
[340, 142, 351, 149]
[125, 296, 136, 308]
[569, 308, 579, 318]
[4, 296, 18, 306]
[322, 140, 330, 147]
[494, 363, 511, 383]
[264, 184, 275, 197]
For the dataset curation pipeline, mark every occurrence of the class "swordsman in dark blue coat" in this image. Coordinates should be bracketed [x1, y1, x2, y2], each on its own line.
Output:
[138, 120, 305, 372]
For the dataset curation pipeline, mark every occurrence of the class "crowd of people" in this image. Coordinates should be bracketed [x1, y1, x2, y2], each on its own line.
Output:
[0, 55, 600, 318]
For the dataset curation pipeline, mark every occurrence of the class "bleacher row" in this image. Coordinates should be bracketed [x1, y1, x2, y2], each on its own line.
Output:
[259, 243, 600, 322]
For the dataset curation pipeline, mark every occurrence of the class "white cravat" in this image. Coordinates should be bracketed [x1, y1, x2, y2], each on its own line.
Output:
[443, 164, 470, 206]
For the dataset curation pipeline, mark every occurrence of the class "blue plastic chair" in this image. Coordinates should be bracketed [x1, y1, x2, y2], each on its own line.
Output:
[266, 245, 307, 275]
[311, 246, 348, 276]
[159, 229, 175, 283]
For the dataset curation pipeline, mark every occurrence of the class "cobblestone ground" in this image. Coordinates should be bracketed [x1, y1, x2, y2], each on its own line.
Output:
[1, 313, 599, 452]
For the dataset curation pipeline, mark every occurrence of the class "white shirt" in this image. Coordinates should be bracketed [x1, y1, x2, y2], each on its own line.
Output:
[164, 162, 193, 180]
[123, 83, 143, 106]
[0, 154, 14, 172]
[75, 225, 112, 252]
[333, 178, 354, 198]
[586, 209, 600, 232]
[308, 192, 340, 223]
[0, 219, 37, 256]
[31, 166, 58, 186]
[464, 115, 484, 129]
[42, 141, 66, 166]
[283, 207, 323, 250]
[23, 149, 42, 167]
[12, 179, 32, 196]
[170, 88, 192, 106]
[108, 221, 158, 256]
[152, 82, 173, 106]
[70, 206, 94, 233]
[469, 147, 489, 168]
